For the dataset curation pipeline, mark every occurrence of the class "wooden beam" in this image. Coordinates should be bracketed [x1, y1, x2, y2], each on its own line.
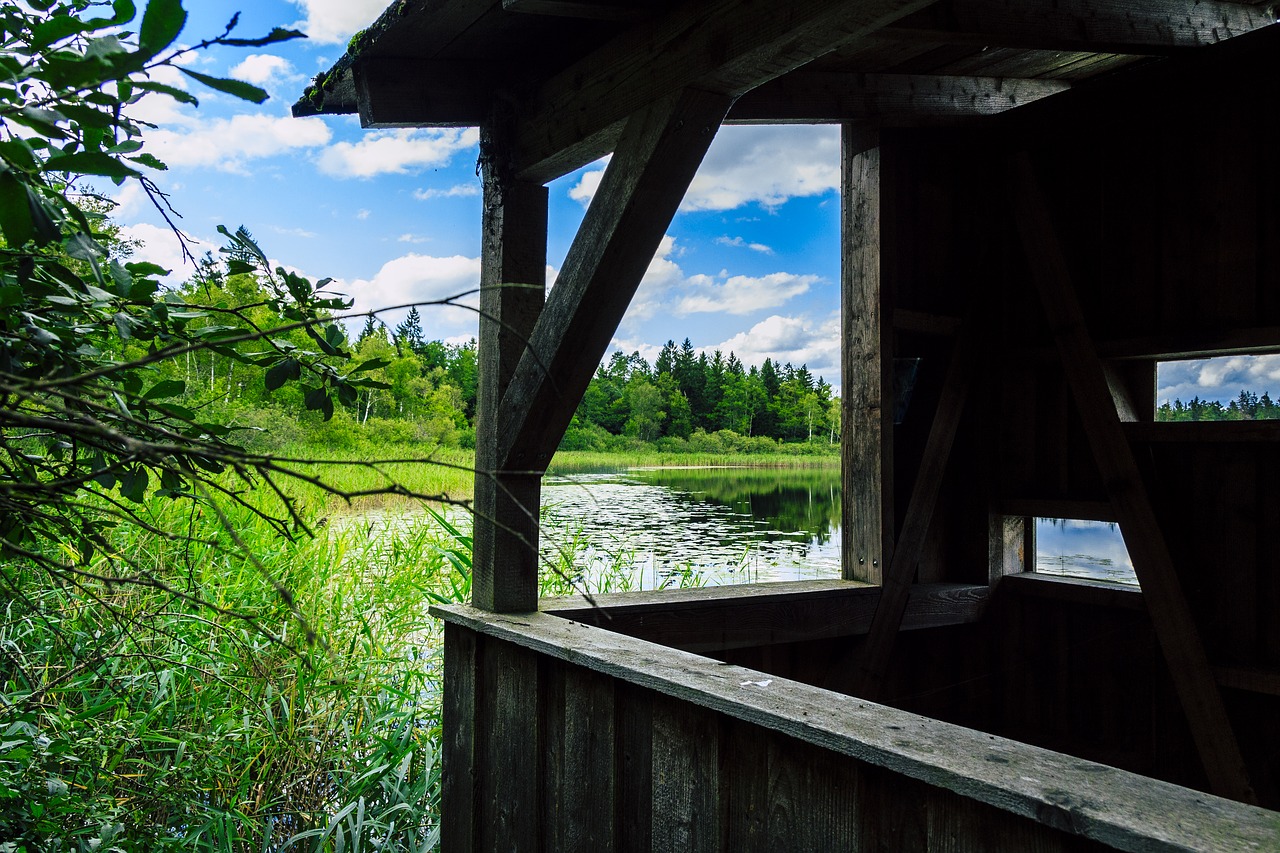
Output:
[728, 72, 1068, 124]
[502, 0, 652, 22]
[842, 126, 891, 584]
[1011, 154, 1256, 804]
[496, 88, 731, 472]
[544, 580, 989, 653]
[880, 0, 1275, 54]
[512, 0, 937, 181]
[471, 123, 549, 614]
[853, 323, 978, 700]
[353, 58, 495, 127]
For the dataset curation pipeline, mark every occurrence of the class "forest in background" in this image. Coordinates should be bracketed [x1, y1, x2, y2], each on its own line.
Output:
[1156, 390, 1280, 421]
[172, 261, 841, 456]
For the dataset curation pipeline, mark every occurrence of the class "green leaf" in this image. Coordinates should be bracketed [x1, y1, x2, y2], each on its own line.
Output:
[126, 152, 167, 171]
[138, 0, 186, 58]
[336, 382, 358, 407]
[143, 380, 184, 401]
[31, 16, 89, 51]
[226, 260, 255, 275]
[178, 68, 268, 105]
[0, 171, 34, 248]
[264, 357, 301, 391]
[131, 79, 198, 106]
[349, 358, 392, 374]
[43, 152, 141, 179]
[126, 261, 170, 277]
[119, 468, 148, 503]
[221, 27, 306, 47]
[305, 387, 335, 420]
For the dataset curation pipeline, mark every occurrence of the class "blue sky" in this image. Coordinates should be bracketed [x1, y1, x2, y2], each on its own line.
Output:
[113, 1, 1280, 405]
[115, 0, 844, 384]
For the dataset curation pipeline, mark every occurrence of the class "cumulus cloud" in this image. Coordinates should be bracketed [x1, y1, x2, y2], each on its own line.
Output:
[230, 54, 300, 88]
[144, 114, 333, 172]
[290, 0, 387, 44]
[569, 126, 839, 211]
[713, 314, 841, 379]
[624, 236, 816, 321]
[332, 253, 483, 340]
[414, 183, 480, 200]
[117, 223, 217, 282]
[316, 128, 479, 178]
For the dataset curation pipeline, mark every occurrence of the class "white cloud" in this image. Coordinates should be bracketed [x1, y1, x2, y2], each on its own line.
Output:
[117, 223, 217, 282]
[715, 235, 774, 254]
[316, 128, 479, 178]
[398, 233, 430, 244]
[356, 209, 371, 220]
[230, 54, 300, 88]
[145, 114, 333, 172]
[568, 126, 839, 211]
[1158, 354, 1280, 404]
[713, 314, 841, 379]
[290, 0, 387, 44]
[333, 253, 483, 339]
[624, 236, 815, 321]
[271, 225, 317, 239]
[414, 183, 480, 200]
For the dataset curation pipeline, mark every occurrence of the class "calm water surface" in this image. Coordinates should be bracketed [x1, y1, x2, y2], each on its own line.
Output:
[539, 466, 843, 590]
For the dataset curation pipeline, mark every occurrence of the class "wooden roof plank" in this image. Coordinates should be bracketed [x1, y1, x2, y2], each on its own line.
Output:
[502, 0, 654, 21]
[882, 0, 1275, 54]
[511, 0, 938, 182]
[727, 72, 1069, 123]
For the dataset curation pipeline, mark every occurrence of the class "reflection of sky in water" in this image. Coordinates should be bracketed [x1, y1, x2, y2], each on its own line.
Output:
[540, 472, 842, 590]
[1035, 518, 1138, 586]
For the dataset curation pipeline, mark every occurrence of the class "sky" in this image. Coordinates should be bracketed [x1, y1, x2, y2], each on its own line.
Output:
[114, 0, 845, 385]
[111, 0, 1279, 404]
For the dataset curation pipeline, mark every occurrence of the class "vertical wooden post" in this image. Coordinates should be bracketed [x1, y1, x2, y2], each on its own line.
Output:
[842, 124, 892, 583]
[472, 121, 549, 614]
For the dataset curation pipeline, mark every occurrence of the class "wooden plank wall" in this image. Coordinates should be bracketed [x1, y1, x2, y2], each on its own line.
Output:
[443, 623, 1116, 852]
[861, 28, 1280, 807]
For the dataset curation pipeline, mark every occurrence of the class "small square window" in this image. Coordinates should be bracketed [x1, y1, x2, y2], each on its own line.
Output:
[1035, 518, 1137, 586]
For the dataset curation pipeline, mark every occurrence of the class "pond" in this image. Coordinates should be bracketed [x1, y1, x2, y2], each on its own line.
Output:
[538, 465, 843, 591]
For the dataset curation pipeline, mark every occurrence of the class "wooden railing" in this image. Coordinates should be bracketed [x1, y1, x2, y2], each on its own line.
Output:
[432, 595, 1280, 852]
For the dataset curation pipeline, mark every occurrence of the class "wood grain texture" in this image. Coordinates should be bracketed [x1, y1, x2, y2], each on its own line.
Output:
[1012, 154, 1255, 803]
[543, 580, 989, 652]
[472, 127, 548, 614]
[843, 127, 890, 584]
[475, 637, 540, 852]
[730, 72, 1068, 124]
[561, 666, 617, 851]
[434, 608, 1280, 851]
[882, 0, 1274, 53]
[441, 622, 477, 853]
[651, 694, 721, 852]
[512, 0, 936, 181]
[496, 88, 730, 472]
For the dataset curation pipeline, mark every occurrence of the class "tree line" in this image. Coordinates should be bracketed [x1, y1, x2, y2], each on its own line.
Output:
[1156, 390, 1280, 422]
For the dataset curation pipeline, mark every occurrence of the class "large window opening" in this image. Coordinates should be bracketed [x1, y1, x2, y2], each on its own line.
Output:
[1034, 517, 1137, 586]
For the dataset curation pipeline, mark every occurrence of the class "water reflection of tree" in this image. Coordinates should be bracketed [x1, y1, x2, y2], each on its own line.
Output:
[632, 467, 842, 541]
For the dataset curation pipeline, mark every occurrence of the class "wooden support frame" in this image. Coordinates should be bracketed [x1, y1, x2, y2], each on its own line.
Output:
[853, 323, 979, 699]
[1011, 154, 1256, 804]
[496, 88, 732, 473]
[841, 125, 893, 584]
[471, 123, 549, 614]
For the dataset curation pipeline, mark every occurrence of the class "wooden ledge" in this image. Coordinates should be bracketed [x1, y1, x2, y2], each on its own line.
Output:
[999, 572, 1145, 611]
[430, 605, 1280, 852]
[1125, 421, 1280, 443]
[541, 580, 989, 652]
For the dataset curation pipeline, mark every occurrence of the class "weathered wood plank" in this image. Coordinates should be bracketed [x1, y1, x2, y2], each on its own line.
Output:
[1012, 154, 1255, 804]
[441, 622, 477, 853]
[881, 0, 1274, 54]
[432, 606, 1280, 852]
[729, 72, 1068, 124]
[502, 0, 651, 21]
[843, 126, 891, 584]
[512, 0, 936, 181]
[475, 637, 540, 852]
[353, 58, 495, 127]
[561, 666, 617, 851]
[471, 125, 549, 614]
[989, 515, 1030, 585]
[999, 571, 1145, 612]
[854, 323, 978, 699]
[497, 88, 730, 472]
[544, 580, 989, 652]
[652, 694, 720, 852]
[723, 718, 769, 852]
[1214, 665, 1280, 698]
[617, 682, 653, 853]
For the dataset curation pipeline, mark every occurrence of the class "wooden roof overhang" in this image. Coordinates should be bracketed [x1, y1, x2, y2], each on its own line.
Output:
[292, 0, 1276, 183]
